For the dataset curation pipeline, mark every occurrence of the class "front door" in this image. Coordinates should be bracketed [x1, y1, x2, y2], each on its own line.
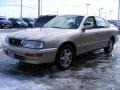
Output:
[77, 16, 100, 54]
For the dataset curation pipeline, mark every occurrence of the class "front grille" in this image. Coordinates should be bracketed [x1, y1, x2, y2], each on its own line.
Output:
[9, 38, 22, 47]
[4, 50, 8, 55]
[14, 54, 25, 60]
[4, 23, 10, 26]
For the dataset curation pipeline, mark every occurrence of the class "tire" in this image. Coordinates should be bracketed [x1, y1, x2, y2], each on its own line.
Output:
[30, 25, 33, 28]
[104, 38, 114, 54]
[0, 26, 3, 29]
[55, 45, 76, 70]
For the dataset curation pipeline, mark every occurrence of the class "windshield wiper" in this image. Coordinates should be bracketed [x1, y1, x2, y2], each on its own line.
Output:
[42, 26, 68, 29]
[50, 27, 67, 29]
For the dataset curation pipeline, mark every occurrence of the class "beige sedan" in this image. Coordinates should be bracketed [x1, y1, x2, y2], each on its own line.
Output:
[2, 15, 119, 70]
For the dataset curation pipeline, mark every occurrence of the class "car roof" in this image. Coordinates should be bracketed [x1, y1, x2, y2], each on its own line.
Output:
[54, 15, 103, 18]
[55, 15, 85, 18]
[0, 16, 6, 18]
[37, 15, 56, 19]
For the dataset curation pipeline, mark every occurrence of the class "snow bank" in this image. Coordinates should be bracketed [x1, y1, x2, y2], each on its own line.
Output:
[0, 33, 8, 49]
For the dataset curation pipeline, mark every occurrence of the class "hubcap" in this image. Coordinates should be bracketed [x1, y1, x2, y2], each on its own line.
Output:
[60, 49, 72, 68]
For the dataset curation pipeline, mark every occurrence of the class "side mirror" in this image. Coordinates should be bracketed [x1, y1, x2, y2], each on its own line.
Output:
[82, 22, 93, 31]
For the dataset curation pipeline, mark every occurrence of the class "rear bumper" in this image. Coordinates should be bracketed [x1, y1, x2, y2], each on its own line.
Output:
[1, 23, 12, 28]
[2, 42, 57, 64]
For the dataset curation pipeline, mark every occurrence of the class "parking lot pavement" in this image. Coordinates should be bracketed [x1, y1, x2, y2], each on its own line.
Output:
[0, 34, 119, 90]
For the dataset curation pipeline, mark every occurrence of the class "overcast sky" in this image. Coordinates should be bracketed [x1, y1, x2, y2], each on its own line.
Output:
[0, 0, 119, 20]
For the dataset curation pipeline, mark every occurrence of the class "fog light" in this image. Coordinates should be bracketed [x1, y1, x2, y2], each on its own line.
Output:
[25, 53, 43, 58]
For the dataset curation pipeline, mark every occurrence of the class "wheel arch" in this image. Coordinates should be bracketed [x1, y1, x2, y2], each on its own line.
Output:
[58, 41, 77, 53]
[110, 36, 115, 44]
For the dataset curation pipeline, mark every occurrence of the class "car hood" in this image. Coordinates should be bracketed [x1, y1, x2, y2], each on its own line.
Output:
[8, 28, 73, 40]
[0, 20, 11, 23]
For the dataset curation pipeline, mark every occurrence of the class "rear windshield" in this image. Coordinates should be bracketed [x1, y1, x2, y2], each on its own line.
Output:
[23, 18, 34, 22]
[34, 16, 56, 27]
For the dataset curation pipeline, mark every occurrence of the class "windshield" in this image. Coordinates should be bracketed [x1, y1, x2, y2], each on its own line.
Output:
[43, 15, 84, 29]
[16, 18, 25, 22]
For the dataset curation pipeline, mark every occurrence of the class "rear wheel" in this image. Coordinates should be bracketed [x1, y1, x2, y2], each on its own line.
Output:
[104, 38, 114, 54]
[55, 45, 76, 70]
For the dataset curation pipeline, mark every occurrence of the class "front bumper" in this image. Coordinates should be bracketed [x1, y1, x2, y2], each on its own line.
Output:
[115, 35, 119, 44]
[2, 42, 57, 64]
[19, 24, 28, 28]
[1, 23, 12, 28]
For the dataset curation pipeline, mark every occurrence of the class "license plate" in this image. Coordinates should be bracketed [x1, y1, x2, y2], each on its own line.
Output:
[7, 49, 14, 57]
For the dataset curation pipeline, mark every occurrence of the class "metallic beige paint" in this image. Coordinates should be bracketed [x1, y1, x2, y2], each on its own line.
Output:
[2, 16, 119, 64]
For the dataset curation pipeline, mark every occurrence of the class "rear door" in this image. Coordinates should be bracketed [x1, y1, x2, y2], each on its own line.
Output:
[94, 17, 110, 47]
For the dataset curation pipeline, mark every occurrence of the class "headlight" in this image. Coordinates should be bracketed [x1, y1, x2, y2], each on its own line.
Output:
[5, 36, 9, 43]
[21, 40, 44, 49]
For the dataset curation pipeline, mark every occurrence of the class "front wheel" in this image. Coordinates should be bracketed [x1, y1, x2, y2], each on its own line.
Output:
[55, 45, 76, 70]
[104, 39, 114, 54]
[0, 26, 3, 29]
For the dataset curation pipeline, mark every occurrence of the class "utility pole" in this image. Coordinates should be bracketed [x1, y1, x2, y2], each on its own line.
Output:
[118, 0, 120, 21]
[38, 0, 42, 18]
[98, 8, 104, 16]
[38, 0, 40, 18]
[85, 3, 91, 15]
[57, 10, 58, 15]
[110, 10, 113, 20]
[41, 0, 42, 16]
[20, 0, 23, 18]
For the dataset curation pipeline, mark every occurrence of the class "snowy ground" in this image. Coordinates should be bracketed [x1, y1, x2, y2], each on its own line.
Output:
[0, 29, 120, 90]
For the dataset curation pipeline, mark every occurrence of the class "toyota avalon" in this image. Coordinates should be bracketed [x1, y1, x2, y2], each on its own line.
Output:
[3, 15, 119, 70]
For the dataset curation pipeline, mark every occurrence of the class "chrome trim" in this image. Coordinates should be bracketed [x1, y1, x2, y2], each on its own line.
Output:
[77, 39, 108, 48]
[20, 40, 24, 46]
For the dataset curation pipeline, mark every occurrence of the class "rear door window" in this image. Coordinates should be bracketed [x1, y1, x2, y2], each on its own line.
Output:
[95, 17, 108, 28]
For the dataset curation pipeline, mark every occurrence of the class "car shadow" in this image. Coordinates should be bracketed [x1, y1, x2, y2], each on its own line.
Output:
[71, 50, 113, 70]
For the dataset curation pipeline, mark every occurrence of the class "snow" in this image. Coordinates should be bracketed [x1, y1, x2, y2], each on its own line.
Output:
[0, 33, 8, 48]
